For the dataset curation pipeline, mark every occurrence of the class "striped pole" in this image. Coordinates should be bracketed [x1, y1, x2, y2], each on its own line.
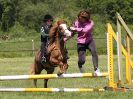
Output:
[0, 88, 105, 92]
[0, 72, 108, 81]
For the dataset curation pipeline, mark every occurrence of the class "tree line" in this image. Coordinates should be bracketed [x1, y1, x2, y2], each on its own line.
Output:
[0, 0, 132, 33]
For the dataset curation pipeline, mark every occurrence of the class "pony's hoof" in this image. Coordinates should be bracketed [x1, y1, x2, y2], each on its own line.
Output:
[57, 72, 63, 76]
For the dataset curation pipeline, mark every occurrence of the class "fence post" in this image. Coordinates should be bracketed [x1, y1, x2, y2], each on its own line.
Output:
[32, 39, 35, 56]
[116, 16, 123, 87]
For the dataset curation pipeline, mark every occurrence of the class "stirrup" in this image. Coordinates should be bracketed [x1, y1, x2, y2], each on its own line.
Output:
[41, 56, 46, 64]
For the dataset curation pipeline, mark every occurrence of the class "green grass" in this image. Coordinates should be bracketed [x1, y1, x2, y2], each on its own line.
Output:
[0, 55, 133, 99]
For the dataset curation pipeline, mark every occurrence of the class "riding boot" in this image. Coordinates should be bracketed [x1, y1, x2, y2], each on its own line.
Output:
[41, 42, 47, 64]
[43, 46, 47, 62]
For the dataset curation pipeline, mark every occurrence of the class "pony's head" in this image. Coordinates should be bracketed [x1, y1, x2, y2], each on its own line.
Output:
[57, 20, 72, 37]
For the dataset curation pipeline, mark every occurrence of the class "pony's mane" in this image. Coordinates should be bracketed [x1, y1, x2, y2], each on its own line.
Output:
[49, 20, 66, 37]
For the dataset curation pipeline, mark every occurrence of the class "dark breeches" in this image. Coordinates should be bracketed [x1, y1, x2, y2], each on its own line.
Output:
[77, 39, 98, 70]
[40, 36, 49, 58]
[41, 42, 46, 58]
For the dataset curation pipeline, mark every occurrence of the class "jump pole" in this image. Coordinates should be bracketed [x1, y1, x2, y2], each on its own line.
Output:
[0, 88, 105, 92]
[0, 72, 108, 81]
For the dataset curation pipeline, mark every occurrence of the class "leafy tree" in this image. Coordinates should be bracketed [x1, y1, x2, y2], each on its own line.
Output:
[0, 0, 16, 31]
[0, 0, 132, 34]
[105, 0, 133, 24]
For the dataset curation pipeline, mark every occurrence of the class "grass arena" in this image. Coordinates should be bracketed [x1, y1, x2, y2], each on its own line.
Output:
[0, 56, 133, 99]
[0, 13, 133, 99]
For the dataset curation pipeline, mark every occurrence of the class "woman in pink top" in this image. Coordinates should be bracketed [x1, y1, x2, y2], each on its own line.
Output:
[70, 10, 100, 75]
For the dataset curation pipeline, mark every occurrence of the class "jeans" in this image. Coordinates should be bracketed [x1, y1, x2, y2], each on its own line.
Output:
[77, 39, 98, 71]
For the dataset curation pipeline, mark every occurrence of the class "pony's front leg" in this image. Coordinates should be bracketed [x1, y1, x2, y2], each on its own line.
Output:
[63, 63, 69, 73]
[59, 63, 69, 74]
[57, 62, 69, 75]
[50, 57, 65, 75]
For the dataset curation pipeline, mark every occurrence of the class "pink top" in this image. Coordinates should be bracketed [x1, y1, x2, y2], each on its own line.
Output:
[73, 20, 94, 44]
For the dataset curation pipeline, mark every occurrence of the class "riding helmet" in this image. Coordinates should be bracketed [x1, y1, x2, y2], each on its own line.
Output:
[43, 14, 53, 22]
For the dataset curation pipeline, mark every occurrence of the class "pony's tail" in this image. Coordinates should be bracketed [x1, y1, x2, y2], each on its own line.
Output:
[29, 63, 35, 75]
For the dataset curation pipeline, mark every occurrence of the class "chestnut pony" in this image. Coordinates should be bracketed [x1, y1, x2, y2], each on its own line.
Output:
[30, 20, 71, 88]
